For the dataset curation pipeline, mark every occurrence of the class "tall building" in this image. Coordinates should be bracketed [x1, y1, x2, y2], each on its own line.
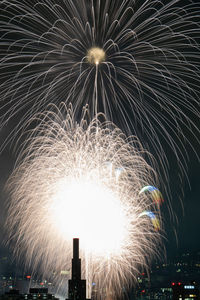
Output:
[66, 239, 91, 300]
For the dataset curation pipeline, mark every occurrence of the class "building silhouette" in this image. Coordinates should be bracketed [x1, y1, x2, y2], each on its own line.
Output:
[66, 239, 91, 300]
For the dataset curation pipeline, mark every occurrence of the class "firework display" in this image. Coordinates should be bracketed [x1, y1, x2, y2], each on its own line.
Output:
[139, 185, 164, 206]
[1, 0, 200, 298]
[6, 106, 161, 298]
[0, 0, 199, 166]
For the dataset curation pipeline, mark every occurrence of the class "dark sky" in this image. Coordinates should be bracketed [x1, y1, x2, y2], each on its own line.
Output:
[0, 0, 200, 272]
[0, 119, 199, 265]
[165, 151, 200, 256]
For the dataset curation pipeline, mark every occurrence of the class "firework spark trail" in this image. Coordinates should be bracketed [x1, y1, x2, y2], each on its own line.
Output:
[0, 0, 199, 296]
[0, 0, 199, 175]
[6, 105, 162, 298]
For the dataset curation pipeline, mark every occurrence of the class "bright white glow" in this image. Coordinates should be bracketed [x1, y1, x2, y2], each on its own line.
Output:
[50, 178, 127, 255]
[87, 47, 105, 65]
[7, 107, 162, 298]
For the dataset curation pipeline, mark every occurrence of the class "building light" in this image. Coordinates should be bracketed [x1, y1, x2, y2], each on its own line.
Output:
[60, 270, 70, 275]
[162, 288, 172, 292]
[184, 286, 195, 289]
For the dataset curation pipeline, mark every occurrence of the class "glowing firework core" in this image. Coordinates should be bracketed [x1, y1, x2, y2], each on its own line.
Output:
[6, 107, 161, 298]
[87, 47, 105, 65]
[50, 178, 127, 256]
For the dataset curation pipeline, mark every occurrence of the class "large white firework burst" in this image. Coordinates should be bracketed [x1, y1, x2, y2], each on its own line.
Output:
[0, 0, 200, 173]
[6, 105, 162, 299]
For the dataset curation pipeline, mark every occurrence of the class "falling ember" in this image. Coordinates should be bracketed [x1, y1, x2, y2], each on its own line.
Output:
[6, 105, 162, 298]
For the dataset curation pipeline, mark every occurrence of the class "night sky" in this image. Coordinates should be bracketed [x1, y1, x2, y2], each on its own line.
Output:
[0, 111, 199, 266]
[0, 0, 200, 275]
[166, 149, 200, 256]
